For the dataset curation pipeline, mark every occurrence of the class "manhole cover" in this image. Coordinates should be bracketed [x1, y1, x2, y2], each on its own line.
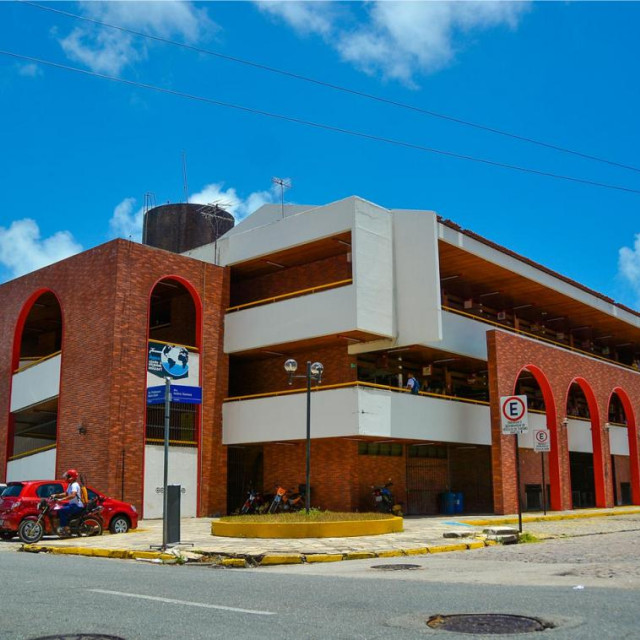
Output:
[29, 635, 126, 640]
[371, 563, 421, 571]
[427, 614, 549, 634]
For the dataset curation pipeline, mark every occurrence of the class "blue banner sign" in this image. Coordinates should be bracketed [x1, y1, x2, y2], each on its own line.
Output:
[146, 384, 202, 405]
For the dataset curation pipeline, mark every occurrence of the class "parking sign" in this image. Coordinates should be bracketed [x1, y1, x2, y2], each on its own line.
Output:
[500, 395, 528, 435]
[534, 429, 551, 452]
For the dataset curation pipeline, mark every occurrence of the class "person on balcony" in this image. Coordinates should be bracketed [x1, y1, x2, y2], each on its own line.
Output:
[406, 373, 421, 395]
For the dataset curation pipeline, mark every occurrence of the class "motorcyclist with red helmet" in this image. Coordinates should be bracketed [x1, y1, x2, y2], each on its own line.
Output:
[51, 469, 85, 536]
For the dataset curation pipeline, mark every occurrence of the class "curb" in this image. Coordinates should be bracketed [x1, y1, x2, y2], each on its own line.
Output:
[459, 507, 640, 527]
[20, 538, 493, 567]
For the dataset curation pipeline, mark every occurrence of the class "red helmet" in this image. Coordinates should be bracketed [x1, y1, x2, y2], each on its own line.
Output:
[64, 469, 78, 481]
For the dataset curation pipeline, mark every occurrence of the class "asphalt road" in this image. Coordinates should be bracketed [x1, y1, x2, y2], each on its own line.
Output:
[1, 531, 639, 640]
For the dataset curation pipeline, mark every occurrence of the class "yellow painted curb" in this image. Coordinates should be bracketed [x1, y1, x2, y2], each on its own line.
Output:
[484, 540, 499, 546]
[305, 554, 344, 563]
[260, 553, 304, 565]
[344, 552, 376, 560]
[466, 541, 485, 550]
[212, 516, 403, 538]
[459, 507, 640, 527]
[221, 558, 246, 567]
[376, 550, 404, 558]
[405, 547, 429, 556]
[428, 543, 468, 554]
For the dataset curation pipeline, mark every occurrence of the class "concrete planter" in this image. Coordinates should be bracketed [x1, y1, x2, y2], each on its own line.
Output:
[211, 516, 404, 538]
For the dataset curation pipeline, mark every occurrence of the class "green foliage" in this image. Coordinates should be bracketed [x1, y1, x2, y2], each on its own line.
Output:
[219, 510, 396, 524]
[518, 531, 541, 544]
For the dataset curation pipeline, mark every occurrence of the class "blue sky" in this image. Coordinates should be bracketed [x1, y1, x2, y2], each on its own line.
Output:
[1, 1, 640, 308]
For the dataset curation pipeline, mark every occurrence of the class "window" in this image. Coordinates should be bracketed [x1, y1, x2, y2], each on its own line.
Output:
[36, 483, 63, 498]
[358, 442, 403, 456]
[408, 445, 447, 459]
[2, 484, 24, 497]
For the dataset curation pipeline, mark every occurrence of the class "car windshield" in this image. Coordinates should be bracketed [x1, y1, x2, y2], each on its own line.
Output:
[2, 484, 24, 497]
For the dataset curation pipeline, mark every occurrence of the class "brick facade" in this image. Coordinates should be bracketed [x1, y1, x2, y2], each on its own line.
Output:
[488, 330, 640, 514]
[0, 240, 228, 517]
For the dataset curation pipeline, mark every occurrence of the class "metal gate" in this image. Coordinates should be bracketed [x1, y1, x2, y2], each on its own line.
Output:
[406, 456, 449, 515]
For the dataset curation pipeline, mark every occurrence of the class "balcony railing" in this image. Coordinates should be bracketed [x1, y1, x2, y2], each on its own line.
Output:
[225, 380, 490, 407]
[443, 305, 638, 372]
[226, 279, 353, 313]
[14, 350, 62, 374]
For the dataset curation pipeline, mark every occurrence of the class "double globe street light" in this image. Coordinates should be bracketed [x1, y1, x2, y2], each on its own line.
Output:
[284, 359, 324, 514]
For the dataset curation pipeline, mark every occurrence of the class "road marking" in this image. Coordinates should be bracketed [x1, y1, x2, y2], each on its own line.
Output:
[89, 588, 276, 616]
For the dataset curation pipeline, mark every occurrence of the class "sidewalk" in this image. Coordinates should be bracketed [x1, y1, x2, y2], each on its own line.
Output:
[13, 507, 640, 566]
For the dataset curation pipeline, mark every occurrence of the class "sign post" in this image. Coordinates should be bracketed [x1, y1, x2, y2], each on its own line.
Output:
[162, 376, 172, 551]
[500, 395, 529, 533]
[534, 429, 551, 515]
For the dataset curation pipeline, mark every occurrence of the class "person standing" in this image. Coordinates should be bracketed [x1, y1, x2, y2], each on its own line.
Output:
[406, 373, 421, 395]
[53, 469, 84, 535]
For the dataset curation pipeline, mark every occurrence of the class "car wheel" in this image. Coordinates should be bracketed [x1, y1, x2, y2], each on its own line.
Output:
[109, 515, 130, 534]
[0, 531, 15, 540]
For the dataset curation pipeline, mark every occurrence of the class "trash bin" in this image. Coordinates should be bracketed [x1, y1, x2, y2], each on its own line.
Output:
[454, 492, 464, 514]
[439, 491, 456, 515]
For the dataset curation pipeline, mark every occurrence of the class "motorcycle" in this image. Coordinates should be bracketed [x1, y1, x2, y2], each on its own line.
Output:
[268, 485, 305, 513]
[371, 481, 394, 513]
[238, 488, 265, 515]
[18, 497, 104, 544]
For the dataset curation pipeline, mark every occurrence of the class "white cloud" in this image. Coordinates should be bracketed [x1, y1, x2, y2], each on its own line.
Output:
[190, 181, 281, 221]
[618, 235, 640, 307]
[17, 63, 43, 77]
[59, 1, 218, 75]
[257, 1, 529, 85]
[0, 219, 82, 281]
[109, 197, 145, 241]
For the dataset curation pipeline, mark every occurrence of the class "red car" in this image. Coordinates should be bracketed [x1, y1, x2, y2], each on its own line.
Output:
[0, 479, 138, 539]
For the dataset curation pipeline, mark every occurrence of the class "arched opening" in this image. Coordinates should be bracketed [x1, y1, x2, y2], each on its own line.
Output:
[608, 388, 639, 506]
[144, 277, 202, 518]
[565, 379, 604, 508]
[9, 290, 63, 463]
[513, 365, 561, 511]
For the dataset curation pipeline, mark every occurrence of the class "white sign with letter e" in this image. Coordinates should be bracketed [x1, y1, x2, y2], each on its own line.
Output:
[500, 395, 529, 435]
[534, 429, 551, 452]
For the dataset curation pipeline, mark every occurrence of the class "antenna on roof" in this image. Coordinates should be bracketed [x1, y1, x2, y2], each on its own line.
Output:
[197, 202, 233, 264]
[271, 177, 291, 219]
[182, 150, 190, 203]
[142, 192, 156, 244]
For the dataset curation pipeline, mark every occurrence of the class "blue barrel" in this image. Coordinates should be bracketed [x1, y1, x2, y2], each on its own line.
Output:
[439, 491, 456, 515]
[454, 492, 464, 514]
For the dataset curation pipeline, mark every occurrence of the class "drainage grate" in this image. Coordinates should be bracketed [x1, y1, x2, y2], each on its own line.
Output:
[427, 614, 550, 634]
[29, 635, 126, 640]
[371, 563, 422, 571]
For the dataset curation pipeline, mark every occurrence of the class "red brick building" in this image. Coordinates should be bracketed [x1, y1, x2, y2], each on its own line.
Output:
[2, 197, 640, 518]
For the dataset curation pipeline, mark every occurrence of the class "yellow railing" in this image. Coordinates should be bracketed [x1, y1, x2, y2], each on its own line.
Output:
[442, 305, 638, 372]
[145, 438, 197, 446]
[225, 380, 490, 407]
[226, 279, 353, 313]
[148, 339, 199, 352]
[14, 350, 62, 374]
[8, 442, 56, 461]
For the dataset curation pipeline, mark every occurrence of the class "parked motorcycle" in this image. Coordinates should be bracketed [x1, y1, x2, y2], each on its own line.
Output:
[238, 488, 265, 515]
[371, 481, 394, 513]
[18, 497, 104, 544]
[268, 485, 305, 513]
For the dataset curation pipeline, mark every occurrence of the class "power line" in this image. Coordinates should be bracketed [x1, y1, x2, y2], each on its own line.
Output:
[20, 0, 640, 175]
[2, 49, 640, 196]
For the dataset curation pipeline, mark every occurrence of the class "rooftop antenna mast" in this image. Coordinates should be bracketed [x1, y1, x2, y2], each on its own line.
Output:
[271, 177, 291, 219]
[142, 192, 156, 244]
[182, 150, 190, 203]
[197, 201, 233, 264]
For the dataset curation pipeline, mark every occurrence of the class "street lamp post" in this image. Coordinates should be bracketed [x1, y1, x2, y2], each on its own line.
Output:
[284, 359, 324, 514]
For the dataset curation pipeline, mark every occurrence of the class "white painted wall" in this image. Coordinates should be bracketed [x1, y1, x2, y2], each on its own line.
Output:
[11, 354, 61, 412]
[143, 445, 197, 519]
[609, 425, 629, 456]
[567, 419, 593, 453]
[6, 448, 56, 481]
[223, 386, 491, 445]
[224, 285, 361, 353]
[391, 209, 442, 345]
[428, 311, 490, 361]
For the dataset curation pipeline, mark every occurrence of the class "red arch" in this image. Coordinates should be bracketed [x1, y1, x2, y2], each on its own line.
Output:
[513, 364, 563, 510]
[7, 288, 64, 466]
[609, 387, 640, 505]
[565, 377, 606, 508]
[141, 275, 204, 518]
